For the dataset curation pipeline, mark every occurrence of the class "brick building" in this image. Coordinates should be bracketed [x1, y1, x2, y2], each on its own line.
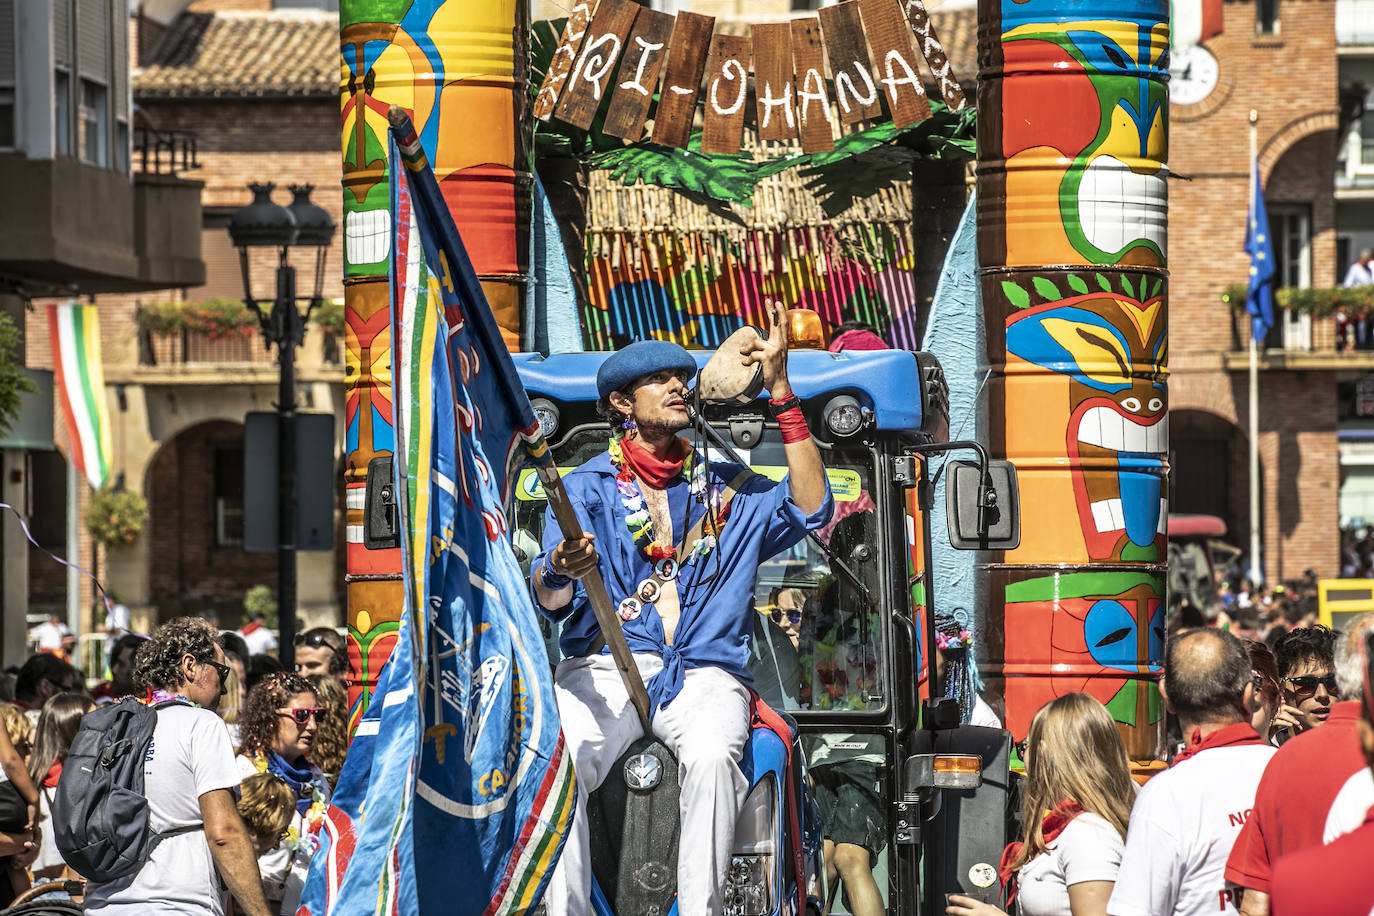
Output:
[1167, 0, 1350, 582]
[24, 1, 347, 637]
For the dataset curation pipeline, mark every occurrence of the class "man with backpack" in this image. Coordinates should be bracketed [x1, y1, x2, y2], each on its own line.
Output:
[74, 617, 271, 916]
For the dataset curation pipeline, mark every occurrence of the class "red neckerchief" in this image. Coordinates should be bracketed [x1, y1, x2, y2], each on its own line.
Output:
[998, 799, 1086, 904]
[43, 759, 63, 789]
[1172, 721, 1266, 766]
[619, 436, 687, 490]
[241, 621, 261, 636]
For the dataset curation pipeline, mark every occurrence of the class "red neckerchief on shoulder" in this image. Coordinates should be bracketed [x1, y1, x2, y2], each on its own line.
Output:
[43, 759, 62, 789]
[618, 435, 687, 490]
[1172, 721, 1266, 767]
[241, 621, 261, 636]
[998, 799, 1085, 904]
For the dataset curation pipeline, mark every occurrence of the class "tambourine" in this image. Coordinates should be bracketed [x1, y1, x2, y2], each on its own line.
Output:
[694, 325, 765, 406]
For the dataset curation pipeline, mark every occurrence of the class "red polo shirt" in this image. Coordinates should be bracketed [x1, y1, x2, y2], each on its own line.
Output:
[1224, 702, 1367, 893]
[1270, 805, 1374, 916]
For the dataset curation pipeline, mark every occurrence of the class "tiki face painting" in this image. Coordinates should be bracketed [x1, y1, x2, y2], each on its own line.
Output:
[979, 0, 1169, 268]
[1002, 275, 1168, 563]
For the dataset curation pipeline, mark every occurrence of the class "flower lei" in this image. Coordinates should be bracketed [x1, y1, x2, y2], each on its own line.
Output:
[141, 689, 199, 707]
[252, 752, 328, 854]
[609, 434, 724, 564]
[934, 627, 974, 651]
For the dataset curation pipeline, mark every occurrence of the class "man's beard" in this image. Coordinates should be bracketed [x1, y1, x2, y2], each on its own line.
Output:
[635, 414, 691, 439]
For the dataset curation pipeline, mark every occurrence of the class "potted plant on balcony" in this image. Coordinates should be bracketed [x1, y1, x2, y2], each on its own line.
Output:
[85, 488, 148, 549]
[183, 298, 258, 341]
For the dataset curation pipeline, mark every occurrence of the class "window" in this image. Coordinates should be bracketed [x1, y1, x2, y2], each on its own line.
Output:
[0, 87, 12, 149]
[79, 78, 106, 166]
[214, 446, 245, 547]
[114, 119, 127, 173]
[1256, 0, 1279, 35]
[1270, 206, 1311, 289]
[54, 70, 70, 155]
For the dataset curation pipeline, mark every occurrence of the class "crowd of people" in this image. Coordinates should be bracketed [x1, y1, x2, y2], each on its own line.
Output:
[944, 618, 1374, 916]
[0, 617, 352, 915]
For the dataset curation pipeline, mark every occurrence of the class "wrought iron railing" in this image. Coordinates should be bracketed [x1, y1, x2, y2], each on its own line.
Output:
[134, 127, 199, 176]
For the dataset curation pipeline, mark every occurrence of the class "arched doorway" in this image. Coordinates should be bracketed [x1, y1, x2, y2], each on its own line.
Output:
[145, 419, 276, 626]
[1169, 409, 1258, 548]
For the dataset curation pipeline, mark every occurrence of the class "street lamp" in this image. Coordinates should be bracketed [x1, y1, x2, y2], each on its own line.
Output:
[228, 183, 335, 668]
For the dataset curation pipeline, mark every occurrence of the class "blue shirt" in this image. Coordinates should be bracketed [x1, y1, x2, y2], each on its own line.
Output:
[534, 450, 833, 716]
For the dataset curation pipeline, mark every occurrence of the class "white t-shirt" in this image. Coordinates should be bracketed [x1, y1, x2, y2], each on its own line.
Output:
[239, 625, 279, 656]
[1323, 768, 1374, 843]
[1018, 812, 1125, 916]
[30, 620, 69, 650]
[32, 787, 62, 875]
[970, 695, 1002, 729]
[84, 705, 241, 916]
[1107, 744, 1275, 916]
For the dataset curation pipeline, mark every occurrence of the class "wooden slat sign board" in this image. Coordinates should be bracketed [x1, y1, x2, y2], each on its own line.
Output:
[602, 7, 675, 141]
[533, 0, 965, 154]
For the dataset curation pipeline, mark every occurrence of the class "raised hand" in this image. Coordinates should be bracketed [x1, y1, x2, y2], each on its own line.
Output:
[740, 301, 793, 398]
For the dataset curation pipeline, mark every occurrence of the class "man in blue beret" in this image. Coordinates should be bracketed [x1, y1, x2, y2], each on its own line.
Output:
[533, 302, 832, 916]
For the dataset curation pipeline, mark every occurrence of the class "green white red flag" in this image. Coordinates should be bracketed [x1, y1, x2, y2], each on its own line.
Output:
[48, 302, 112, 489]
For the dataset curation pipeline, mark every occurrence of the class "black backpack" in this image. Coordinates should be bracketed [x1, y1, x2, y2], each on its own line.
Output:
[52, 696, 189, 882]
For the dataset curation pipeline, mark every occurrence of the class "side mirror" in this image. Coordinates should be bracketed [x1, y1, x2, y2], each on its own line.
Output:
[945, 459, 1020, 550]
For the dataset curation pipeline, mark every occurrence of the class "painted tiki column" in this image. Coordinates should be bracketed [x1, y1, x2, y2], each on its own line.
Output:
[975, 0, 1169, 759]
[340, 0, 531, 728]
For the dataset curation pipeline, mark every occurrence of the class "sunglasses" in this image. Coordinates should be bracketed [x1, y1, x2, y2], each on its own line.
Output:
[294, 632, 346, 653]
[276, 706, 325, 726]
[205, 660, 231, 686]
[770, 608, 802, 626]
[1282, 674, 1339, 699]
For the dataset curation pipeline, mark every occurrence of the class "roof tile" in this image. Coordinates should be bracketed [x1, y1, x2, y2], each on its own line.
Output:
[134, 10, 338, 98]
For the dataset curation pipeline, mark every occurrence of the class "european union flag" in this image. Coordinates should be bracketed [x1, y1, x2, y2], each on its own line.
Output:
[297, 110, 573, 916]
[1245, 163, 1276, 344]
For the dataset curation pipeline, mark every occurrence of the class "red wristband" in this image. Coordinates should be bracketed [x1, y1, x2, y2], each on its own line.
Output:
[776, 406, 810, 444]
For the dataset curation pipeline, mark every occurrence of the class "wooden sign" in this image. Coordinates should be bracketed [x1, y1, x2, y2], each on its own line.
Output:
[532, 0, 966, 153]
[534, 1, 593, 121]
[650, 11, 715, 149]
[818, 1, 882, 125]
[752, 23, 796, 142]
[701, 34, 751, 154]
[858, 0, 930, 127]
[790, 17, 834, 153]
[901, 0, 966, 111]
[554, 0, 640, 130]
[602, 7, 675, 141]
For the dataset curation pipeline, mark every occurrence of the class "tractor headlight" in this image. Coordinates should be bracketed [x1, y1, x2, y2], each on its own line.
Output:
[823, 395, 866, 437]
[530, 398, 560, 439]
[722, 774, 776, 916]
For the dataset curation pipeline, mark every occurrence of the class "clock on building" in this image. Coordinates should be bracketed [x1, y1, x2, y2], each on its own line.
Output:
[1170, 44, 1220, 106]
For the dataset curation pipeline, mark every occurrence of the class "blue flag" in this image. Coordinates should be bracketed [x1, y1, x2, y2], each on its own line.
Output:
[1245, 164, 1276, 344]
[297, 111, 574, 916]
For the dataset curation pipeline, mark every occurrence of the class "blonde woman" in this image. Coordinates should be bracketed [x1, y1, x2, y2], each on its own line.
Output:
[947, 693, 1136, 916]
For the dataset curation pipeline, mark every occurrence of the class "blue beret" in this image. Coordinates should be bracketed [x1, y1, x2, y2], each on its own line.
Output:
[596, 340, 698, 400]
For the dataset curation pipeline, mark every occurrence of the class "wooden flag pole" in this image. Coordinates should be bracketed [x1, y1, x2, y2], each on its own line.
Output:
[534, 455, 653, 732]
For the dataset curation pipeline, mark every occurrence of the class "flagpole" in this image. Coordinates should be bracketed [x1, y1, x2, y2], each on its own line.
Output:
[536, 455, 654, 732]
[1249, 109, 1262, 585]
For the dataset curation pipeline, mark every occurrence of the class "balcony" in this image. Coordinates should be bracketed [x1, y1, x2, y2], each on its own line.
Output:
[120, 299, 343, 386]
[1339, 0, 1374, 45]
[1221, 290, 1374, 370]
[0, 135, 204, 295]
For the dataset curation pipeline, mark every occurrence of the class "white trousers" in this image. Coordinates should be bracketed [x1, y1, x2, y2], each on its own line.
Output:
[547, 653, 751, 916]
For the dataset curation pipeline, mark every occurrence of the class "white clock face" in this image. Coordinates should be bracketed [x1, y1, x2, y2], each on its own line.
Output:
[1170, 44, 1219, 106]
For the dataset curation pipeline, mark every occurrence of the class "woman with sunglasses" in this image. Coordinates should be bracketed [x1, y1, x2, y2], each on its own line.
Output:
[235, 673, 331, 915]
